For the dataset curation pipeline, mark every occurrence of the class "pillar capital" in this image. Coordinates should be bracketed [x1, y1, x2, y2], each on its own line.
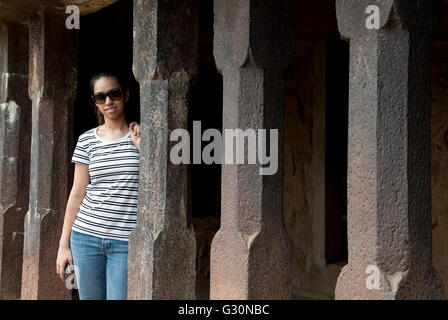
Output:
[27, 9, 77, 100]
[132, 0, 199, 82]
[213, 0, 294, 72]
[336, 0, 442, 40]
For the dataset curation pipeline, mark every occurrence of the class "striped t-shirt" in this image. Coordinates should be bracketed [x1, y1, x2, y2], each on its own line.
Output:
[71, 127, 140, 241]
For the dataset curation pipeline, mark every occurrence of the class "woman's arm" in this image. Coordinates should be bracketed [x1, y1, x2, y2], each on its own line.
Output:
[56, 163, 89, 281]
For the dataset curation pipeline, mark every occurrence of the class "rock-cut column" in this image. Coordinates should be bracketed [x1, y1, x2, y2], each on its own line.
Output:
[21, 10, 77, 299]
[335, 0, 444, 299]
[127, 0, 198, 299]
[0, 23, 31, 300]
[210, 0, 295, 299]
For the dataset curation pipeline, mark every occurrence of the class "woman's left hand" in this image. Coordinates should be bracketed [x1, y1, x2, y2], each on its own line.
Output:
[129, 122, 141, 152]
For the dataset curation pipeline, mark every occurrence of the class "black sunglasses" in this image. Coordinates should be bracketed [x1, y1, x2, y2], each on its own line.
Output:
[92, 88, 123, 104]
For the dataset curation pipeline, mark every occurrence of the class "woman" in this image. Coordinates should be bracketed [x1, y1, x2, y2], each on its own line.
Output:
[56, 70, 140, 300]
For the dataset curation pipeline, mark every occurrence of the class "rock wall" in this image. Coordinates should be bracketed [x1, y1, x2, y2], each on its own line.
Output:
[431, 39, 448, 300]
[283, 41, 322, 299]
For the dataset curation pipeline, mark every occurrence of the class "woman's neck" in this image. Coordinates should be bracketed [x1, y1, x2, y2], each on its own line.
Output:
[101, 119, 128, 131]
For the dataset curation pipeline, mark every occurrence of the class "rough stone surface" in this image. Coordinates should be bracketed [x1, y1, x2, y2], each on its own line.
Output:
[210, 0, 295, 299]
[0, 22, 31, 299]
[431, 36, 448, 300]
[21, 10, 77, 300]
[127, 0, 199, 300]
[335, 0, 445, 299]
[0, 0, 119, 24]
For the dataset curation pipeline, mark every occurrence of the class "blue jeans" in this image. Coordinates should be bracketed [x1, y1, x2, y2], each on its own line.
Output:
[70, 230, 129, 300]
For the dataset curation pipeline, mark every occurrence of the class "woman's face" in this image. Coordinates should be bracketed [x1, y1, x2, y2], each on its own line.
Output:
[93, 76, 129, 122]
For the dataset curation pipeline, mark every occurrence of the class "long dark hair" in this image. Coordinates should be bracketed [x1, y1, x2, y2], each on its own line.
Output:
[89, 69, 129, 125]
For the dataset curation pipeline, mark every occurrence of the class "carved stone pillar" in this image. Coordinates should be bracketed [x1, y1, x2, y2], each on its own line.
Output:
[335, 0, 445, 299]
[127, 0, 198, 299]
[210, 0, 295, 299]
[0, 23, 31, 300]
[21, 10, 77, 299]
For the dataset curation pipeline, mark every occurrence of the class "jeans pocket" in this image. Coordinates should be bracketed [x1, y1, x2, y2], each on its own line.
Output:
[70, 229, 86, 248]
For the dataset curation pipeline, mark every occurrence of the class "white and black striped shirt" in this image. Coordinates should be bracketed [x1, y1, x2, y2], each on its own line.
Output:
[71, 127, 139, 241]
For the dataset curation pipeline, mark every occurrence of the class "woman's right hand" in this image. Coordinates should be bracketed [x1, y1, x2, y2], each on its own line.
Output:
[129, 122, 141, 152]
[56, 246, 73, 282]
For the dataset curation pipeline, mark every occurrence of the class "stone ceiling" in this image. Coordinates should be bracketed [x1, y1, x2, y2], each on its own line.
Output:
[1, 0, 448, 37]
[0, 0, 118, 24]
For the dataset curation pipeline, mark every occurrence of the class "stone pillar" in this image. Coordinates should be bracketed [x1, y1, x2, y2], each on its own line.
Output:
[21, 10, 77, 300]
[0, 23, 31, 300]
[335, 0, 445, 299]
[127, 0, 198, 299]
[210, 0, 295, 299]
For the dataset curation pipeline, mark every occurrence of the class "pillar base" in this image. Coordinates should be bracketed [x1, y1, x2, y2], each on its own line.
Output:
[335, 263, 445, 300]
